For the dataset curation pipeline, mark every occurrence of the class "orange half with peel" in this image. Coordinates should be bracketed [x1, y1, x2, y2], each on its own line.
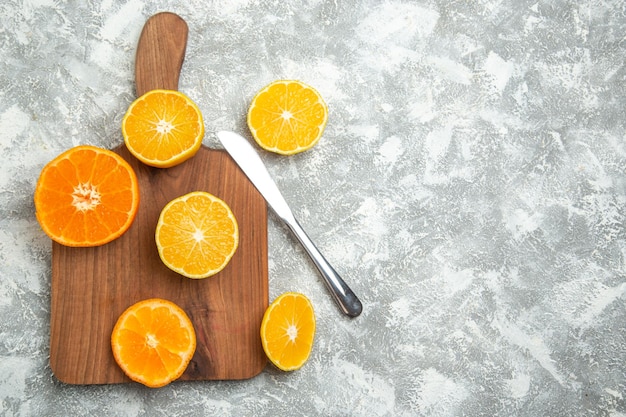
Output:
[111, 298, 196, 388]
[247, 80, 328, 155]
[122, 89, 204, 168]
[34, 145, 139, 247]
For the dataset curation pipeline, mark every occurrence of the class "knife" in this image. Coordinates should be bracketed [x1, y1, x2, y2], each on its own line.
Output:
[217, 130, 363, 318]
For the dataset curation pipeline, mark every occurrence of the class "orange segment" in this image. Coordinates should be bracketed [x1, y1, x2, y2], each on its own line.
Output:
[33, 145, 139, 247]
[260, 292, 316, 371]
[247, 80, 328, 155]
[111, 298, 196, 388]
[155, 191, 239, 279]
[122, 89, 204, 168]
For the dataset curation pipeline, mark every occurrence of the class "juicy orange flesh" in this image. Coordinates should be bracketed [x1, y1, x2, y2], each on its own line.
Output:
[34, 146, 138, 246]
[248, 81, 327, 153]
[156, 192, 238, 278]
[262, 293, 315, 370]
[124, 90, 203, 164]
[112, 300, 196, 388]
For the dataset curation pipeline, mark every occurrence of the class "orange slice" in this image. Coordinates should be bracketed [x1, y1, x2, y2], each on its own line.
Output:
[33, 145, 139, 247]
[111, 298, 196, 388]
[260, 292, 316, 371]
[122, 89, 204, 168]
[247, 80, 328, 155]
[155, 191, 239, 279]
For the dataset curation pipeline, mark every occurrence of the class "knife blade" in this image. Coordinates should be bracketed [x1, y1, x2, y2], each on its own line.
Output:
[217, 130, 363, 318]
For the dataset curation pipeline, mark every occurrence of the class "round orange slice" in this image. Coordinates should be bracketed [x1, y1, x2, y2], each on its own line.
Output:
[260, 292, 316, 371]
[122, 89, 205, 168]
[33, 145, 139, 247]
[155, 191, 239, 279]
[111, 298, 196, 388]
[247, 80, 328, 155]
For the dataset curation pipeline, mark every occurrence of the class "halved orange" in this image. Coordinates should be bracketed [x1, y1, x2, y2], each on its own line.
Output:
[33, 145, 139, 247]
[111, 298, 196, 388]
[247, 80, 328, 155]
[122, 89, 204, 168]
[260, 292, 316, 371]
[155, 191, 239, 279]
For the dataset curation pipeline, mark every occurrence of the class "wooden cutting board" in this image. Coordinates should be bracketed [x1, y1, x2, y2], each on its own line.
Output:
[49, 12, 268, 384]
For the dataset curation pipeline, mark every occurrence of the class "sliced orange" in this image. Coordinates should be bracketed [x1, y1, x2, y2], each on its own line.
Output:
[122, 89, 204, 168]
[155, 191, 239, 279]
[260, 292, 316, 371]
[33, 145, 139, 247]
[111, 298, 196, 388]
[247, 80, 328, 155]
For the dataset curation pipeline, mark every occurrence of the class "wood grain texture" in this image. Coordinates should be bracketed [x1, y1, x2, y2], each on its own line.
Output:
[49, 12, 269, 385]
[135, 12, 188, 96]
[50, 146, 269, 384]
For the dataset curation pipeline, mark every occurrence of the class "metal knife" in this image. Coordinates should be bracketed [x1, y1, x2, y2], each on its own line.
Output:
[217, 130, 363, 318]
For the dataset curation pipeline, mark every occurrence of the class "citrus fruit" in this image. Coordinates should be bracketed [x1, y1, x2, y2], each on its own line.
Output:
[122, 89, 204, 168]
[33, 145, 139, 247]
[155, 191, 239, 279]
[260, 292, 316, 371]
[247, 80, 328, 155]
[111, 298, 196, 388]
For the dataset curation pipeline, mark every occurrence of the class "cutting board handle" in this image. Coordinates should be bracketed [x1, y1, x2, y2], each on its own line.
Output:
[135, 12, 188, 96]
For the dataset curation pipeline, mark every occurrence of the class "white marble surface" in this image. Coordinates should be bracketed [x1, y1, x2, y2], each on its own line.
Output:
[1, 0, 625, 416]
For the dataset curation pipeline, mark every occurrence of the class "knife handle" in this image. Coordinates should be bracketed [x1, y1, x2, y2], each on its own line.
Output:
[286, 218, 363, 318]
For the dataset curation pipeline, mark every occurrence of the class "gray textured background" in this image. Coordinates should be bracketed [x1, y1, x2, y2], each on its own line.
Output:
[1, 0, 625, 416]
